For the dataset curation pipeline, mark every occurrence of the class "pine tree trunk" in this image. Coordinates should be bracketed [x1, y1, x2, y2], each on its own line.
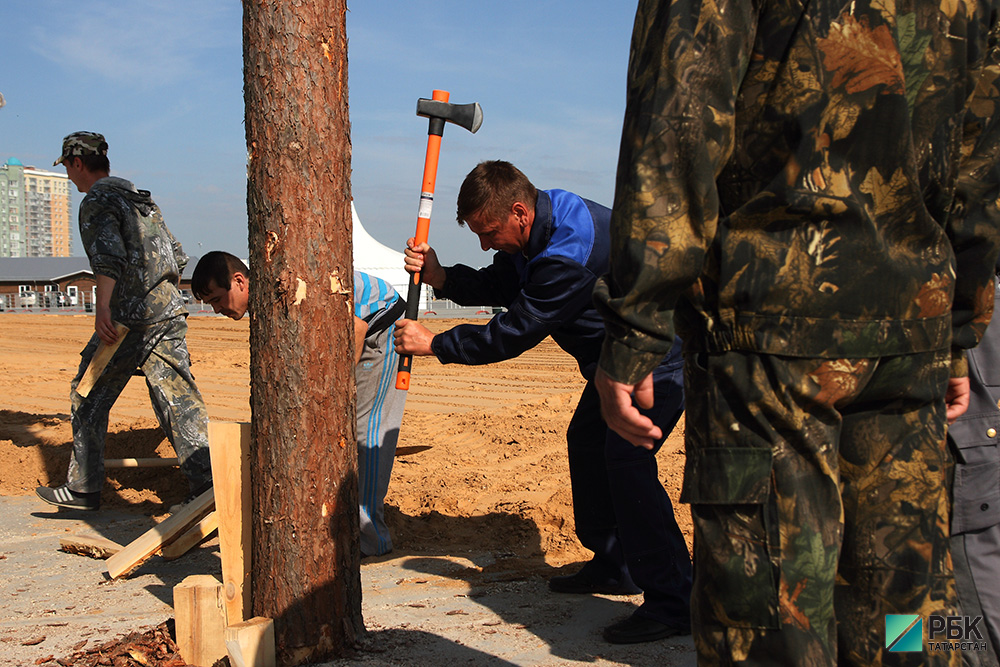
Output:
[242, 1, 360, 663]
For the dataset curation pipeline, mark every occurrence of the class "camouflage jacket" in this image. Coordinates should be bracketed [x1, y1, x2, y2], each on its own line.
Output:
[594, 0, 1000, 384]
[80, 177, 188, 326]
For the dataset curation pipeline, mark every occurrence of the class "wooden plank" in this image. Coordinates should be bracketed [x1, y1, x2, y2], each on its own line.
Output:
[105, 457, 179, 468]
[174, 574, 228, 667]
[76, 322, 130, 398]
[209, 422, 252, 624]
[105, 487, 215, 579]
[225, 617, 276, 667]
[58, 534, 123, 560]
[161, 511, 219, 561]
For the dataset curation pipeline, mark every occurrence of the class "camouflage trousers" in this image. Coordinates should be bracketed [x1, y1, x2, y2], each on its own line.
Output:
[68, 315, 211, 495]
[681, 349, 958, 666]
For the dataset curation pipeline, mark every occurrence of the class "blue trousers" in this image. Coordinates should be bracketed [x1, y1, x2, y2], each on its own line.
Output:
[567, 359, 692, 625]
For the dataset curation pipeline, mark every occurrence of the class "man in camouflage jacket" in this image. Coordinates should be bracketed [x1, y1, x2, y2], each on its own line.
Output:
[593, 1, 1000, 665]
[36, 132, 212, 512]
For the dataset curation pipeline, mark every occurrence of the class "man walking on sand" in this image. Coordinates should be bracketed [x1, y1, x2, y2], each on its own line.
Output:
[37, 132, 212, 512]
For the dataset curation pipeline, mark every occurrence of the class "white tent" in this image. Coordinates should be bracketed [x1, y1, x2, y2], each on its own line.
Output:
[352, 202, 429, 311]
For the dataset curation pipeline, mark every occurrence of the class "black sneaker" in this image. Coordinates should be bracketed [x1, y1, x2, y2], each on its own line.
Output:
[603, 612, 690, 644]
[35, 485, 100, 511]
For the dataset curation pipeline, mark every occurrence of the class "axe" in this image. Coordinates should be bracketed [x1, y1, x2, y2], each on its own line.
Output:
[395, 90, 483, 391]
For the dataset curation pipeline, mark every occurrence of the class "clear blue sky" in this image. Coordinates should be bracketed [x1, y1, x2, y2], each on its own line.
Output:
[0, 1, 637, 267]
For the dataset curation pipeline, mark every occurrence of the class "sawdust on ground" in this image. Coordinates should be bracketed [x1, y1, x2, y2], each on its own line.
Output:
[0, 313, 692, 569]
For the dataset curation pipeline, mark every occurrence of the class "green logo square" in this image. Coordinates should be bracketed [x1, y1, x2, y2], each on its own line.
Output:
[886, 614, 923, 652]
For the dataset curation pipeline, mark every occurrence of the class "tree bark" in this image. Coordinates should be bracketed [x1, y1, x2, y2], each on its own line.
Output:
[243, 1, 360, 663]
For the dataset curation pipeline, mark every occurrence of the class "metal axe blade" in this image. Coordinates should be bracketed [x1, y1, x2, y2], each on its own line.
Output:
[416, 99, 484, 134]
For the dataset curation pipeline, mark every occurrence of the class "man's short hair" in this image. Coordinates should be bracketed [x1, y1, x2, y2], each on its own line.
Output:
[76, 154, 110, 173]
[192, 251, 249, 300]
[456, 160, 538, 226]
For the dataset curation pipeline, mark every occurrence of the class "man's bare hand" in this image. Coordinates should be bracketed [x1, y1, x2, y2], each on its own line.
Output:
[594, 367, 662, 449]
[404, 240, 446, 290]
[946, 375, 971, 424]
[95, 306, 119, 346]
[393, 319, 435, 357]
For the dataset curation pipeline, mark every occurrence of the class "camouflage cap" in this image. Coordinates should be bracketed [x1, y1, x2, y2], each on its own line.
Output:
[53, 132, 108, 166]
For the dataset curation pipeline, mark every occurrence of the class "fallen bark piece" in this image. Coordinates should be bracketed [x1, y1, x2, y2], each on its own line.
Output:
[59, 534, 123, 560]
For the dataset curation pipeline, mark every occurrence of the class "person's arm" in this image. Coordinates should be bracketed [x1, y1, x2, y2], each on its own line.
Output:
[79, 192, 128, 341]
[945, 16, 1000, 380]
[405, 240, 518, 307]
[94, 274, 120, 345]
[354, 315, 368, 365]
[393, 319, 434, 357]
[404, 240, 447, 291]
[427, 257, 599, 366]
[592, 0, 755, 442]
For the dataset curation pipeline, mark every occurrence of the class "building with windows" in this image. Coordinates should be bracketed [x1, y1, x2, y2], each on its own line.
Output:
[0, 158, 73, 257]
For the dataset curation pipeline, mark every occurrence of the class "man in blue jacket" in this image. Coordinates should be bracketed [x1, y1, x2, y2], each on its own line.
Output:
[393, 160, 690, 643]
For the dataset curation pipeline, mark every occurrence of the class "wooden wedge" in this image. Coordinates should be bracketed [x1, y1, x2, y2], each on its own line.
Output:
[106, 487, 215, 579]
[161, 511, 219, 560]
[76, 322, 130, 398]
[174, 575, 228, 667]
[226, 617, 276, 667]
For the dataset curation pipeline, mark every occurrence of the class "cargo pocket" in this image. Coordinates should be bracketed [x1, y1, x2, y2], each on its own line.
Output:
[952, 452, 1000, 534]
[682, 446, 780, 629]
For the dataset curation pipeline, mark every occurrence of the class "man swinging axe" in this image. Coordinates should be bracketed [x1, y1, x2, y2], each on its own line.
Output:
[393, 160, 691, 645]
[395, 89, 483, 390]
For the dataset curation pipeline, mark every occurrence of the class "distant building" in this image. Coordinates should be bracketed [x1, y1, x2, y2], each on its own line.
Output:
[0, 158, 73, 257]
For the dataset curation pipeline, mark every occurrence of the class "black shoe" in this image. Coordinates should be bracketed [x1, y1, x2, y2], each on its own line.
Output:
[35, 485, 100, 511]
[549, 565, 642, 595]
[603, 613, 690, 644]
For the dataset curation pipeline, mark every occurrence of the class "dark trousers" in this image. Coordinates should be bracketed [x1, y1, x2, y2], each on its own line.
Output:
[567, 360, 692, 625]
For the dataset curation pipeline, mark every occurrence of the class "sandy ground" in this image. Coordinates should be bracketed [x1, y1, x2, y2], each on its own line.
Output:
[0, 313, 694, 666]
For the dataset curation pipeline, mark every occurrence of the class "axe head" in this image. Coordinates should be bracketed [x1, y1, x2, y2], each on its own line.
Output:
[416, 98, 483, 134]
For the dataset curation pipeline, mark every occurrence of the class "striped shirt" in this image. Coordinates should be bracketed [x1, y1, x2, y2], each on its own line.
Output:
[354, 271, 404, 338]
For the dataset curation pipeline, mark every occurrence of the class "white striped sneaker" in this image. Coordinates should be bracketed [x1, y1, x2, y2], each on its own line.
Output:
[35, 485, 100, 511]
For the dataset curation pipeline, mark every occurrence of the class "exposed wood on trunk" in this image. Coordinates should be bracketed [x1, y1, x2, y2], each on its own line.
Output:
[243, 1, 361, 663]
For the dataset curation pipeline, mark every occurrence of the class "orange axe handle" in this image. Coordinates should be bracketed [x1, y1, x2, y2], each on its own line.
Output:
[396, 89, 449, 391]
